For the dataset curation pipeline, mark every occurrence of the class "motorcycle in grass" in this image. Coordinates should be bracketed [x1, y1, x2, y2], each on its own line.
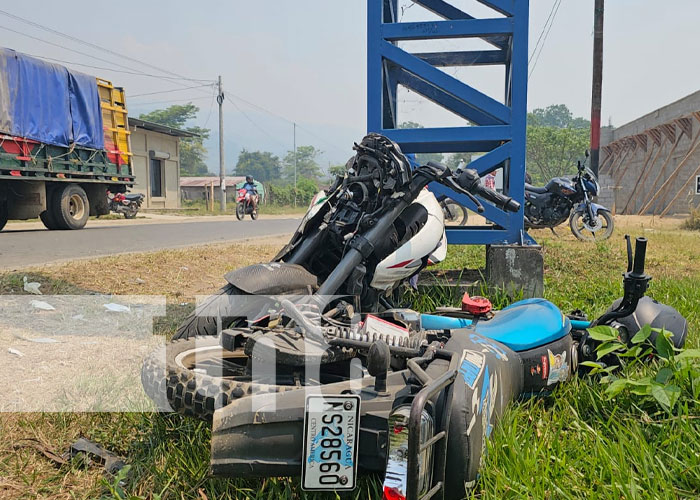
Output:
[107, 191, 144, 219]
[141, 135, 688, 500]
[525, 152, 614, 241]
[235, 188, 259, 221]
[174, 134, 472, 339]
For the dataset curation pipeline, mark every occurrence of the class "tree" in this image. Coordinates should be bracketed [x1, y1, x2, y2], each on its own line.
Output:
[329, 163, 347, 177]
[526, 126, 589, 185]
[234, 149, 281, 182]
[139, 103, 211, 176]
[398, 121, 444, 166]
[527, 104, 590, 130]
[525, 104, 591, 184]
[283, 145, 322, 182]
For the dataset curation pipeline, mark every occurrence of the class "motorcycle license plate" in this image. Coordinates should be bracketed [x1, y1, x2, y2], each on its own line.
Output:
[302, 394, 360, 491]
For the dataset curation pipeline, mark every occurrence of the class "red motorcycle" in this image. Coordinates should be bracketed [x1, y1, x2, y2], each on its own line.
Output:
[235, 188, 258, 220]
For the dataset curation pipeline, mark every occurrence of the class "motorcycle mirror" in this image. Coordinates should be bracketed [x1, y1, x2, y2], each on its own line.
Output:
[367, 340, 390, 393]
[585, 149, 590, 158]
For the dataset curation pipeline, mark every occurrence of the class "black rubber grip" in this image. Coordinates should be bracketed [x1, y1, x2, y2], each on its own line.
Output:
[633, 237, 647, 275]
[475, 186, 521, 213]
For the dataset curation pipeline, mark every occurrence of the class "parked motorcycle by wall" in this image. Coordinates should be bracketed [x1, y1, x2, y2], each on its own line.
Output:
[235, 188, 258, 220]
[107, 191, 144, 219]
[524, 152, 614, 240]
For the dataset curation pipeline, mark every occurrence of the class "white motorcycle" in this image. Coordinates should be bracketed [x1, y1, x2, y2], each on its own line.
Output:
[174, 134, 517, 339]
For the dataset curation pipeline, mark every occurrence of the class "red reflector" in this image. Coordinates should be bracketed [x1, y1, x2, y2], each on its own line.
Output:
[393, 425, 405, 435]
[383, 486, 406, 500]
[462, 293, 492, 315]
[387, 259, 413, 269]
[9, 170, 21, 176]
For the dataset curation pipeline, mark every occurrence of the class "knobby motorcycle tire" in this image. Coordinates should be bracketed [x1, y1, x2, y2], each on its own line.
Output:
[141, 337, 296, 421]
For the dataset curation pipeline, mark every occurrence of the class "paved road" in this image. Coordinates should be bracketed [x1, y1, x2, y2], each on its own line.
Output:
[0, 218, 300, 269]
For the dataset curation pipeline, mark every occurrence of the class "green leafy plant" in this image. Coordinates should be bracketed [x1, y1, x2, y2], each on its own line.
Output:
[582, 325, 700, 413]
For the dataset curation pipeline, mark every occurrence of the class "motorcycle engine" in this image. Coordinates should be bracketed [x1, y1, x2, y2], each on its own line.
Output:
[527, 194, 571, 225]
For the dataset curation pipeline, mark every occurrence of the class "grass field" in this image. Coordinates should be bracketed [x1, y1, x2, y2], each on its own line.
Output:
[1, 217, 698, 499]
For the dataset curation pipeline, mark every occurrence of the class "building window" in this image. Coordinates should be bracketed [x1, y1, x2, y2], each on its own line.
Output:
[150, 158, 163, 197]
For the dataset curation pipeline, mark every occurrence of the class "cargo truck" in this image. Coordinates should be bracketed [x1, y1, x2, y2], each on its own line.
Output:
[0, 48, 133, 231]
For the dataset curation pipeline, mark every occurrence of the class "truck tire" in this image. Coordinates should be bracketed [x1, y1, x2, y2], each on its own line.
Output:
[40, 188, 62, 230]
[52, 184, 89, 230]
[141, 337, 295, 420]
[0, 199, 7, 232]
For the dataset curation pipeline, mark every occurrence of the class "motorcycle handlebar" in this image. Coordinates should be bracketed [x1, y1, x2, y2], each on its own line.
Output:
[473, 184, 521, 213]
[453, 167, 520, 213]
[632, 237, 647, 275]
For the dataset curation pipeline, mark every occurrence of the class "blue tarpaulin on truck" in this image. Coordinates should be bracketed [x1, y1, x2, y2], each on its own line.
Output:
[0, 48, 104, 150]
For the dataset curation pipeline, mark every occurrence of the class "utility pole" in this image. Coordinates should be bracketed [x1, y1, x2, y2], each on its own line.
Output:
[590, 0, 604, 177]
[293, 122, 297, 207]
[217, 75, 226, 211]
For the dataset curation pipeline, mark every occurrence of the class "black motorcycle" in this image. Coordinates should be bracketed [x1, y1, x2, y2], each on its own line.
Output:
[524, 153, 613, 241]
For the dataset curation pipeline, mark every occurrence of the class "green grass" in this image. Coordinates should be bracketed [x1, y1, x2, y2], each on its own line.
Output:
[1, 221, 699, 499]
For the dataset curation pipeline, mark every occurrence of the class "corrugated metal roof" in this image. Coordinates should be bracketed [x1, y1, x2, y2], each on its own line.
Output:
[129, 118, 199, 138]
[180, 176, 245, 187]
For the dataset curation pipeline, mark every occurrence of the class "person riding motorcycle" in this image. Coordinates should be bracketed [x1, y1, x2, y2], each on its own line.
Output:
[242, 175, 258, 211]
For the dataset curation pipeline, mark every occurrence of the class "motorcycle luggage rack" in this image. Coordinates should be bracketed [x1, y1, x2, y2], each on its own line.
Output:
[406, 349, 459, 500]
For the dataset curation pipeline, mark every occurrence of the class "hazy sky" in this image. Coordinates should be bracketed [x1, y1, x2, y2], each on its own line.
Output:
[1, 0, 698, 171]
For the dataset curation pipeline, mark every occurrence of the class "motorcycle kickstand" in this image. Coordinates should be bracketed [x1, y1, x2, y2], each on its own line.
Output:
[549, 227, 559, 237]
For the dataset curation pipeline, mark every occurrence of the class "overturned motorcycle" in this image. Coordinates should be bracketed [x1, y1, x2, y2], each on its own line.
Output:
[142, 136, 687, 500]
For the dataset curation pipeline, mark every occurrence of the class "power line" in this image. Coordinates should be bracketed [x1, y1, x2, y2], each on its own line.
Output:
[129, 95, 213, 107]
[129, 83, 215, 98]
[0, 23, 217, 99]
[528, 0, 562, 79]
[224, 95, 289, 148]
[0, 8, 208, 82]
[528, 0, 559, 65]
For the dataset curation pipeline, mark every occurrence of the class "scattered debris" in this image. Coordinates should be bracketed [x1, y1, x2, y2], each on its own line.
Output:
[8, 348, 24, 357]
[71, 314, 86, 321]
[27, 337, 60, 344]
[103, 303, 130, 313]
[30, 300, 55, 311]
[23, 276, 42, 295]
[134, 278, 146, 284]
[64, 438, 126, 475]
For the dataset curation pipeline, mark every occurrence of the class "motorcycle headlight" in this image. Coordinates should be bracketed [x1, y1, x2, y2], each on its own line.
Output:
[382, 406, 434, 500]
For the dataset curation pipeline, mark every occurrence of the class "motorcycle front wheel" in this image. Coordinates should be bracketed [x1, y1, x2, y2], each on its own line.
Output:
[141, 336, 296, 420]
[569, 210, 614, 241]
[235, 203, 245, 220]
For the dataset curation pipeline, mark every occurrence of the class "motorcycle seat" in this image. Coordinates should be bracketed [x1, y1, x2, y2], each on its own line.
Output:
[524, 183, 548, 194]
[125, 193, 143, 200]
[470, 298, 571, 351]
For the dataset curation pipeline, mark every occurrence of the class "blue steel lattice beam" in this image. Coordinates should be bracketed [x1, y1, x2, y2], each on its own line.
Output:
[367, 0, 529, 245]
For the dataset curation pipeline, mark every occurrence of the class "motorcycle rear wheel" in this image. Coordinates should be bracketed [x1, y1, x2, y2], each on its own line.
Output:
[250, 209, 258, 220]
[441, 199, 468, 226]
[569, 210, 614, 241]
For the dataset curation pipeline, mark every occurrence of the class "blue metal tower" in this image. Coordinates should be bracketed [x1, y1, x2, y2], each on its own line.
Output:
[367, 0, 529, 245]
